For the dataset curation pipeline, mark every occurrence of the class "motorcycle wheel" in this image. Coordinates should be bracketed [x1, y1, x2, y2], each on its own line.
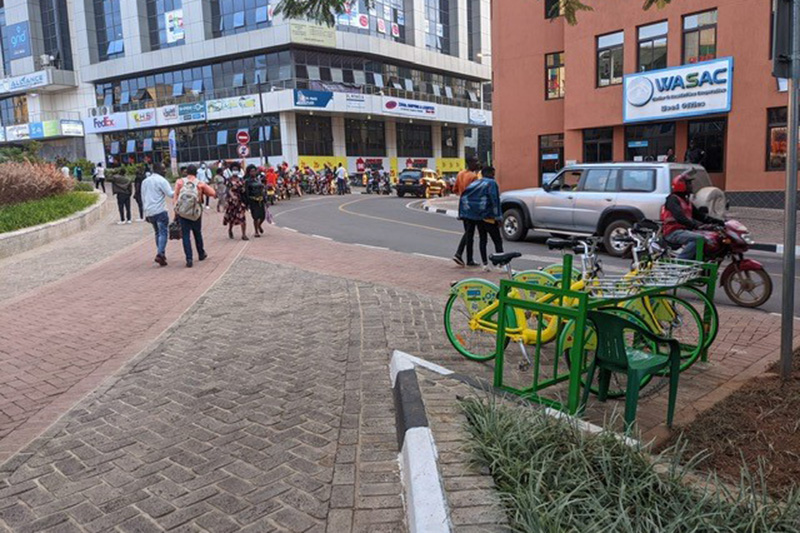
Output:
[724, 268, 773, 308]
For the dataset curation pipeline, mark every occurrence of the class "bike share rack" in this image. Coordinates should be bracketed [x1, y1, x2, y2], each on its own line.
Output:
[492, 244, 719, 416]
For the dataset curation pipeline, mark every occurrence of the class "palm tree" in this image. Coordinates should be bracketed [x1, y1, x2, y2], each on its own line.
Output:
[276, 0, 676, 26]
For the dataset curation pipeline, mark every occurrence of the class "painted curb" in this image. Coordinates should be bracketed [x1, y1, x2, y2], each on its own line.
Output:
[0, 192, 109, 260]
[391, 350, 452, 533]
[420, 201, 458, 219]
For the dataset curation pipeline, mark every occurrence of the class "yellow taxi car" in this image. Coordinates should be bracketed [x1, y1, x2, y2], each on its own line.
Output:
[396, 168, 448, 198]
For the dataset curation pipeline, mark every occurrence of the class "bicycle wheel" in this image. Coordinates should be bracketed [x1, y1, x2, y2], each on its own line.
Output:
[637, 294, 705, 373]
[669, 285, 719, 350]
[444, 279, 514, 361]
[559, 308, 656, 399]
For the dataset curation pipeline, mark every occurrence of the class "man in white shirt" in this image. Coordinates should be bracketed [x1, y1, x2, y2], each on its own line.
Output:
[141, 163, 174, 267]
[335, 163, 347, 195]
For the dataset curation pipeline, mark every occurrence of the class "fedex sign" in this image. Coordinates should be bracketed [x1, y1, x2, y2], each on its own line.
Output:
[624, 57, 733, 123]
[84, 112, 128, 133]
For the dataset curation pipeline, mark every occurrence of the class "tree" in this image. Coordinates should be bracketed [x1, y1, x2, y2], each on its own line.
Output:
[276, 0, 675, 26]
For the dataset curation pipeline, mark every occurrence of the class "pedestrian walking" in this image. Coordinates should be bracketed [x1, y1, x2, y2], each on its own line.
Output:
[173, 165, 217, 268]
[473, 166, 505, 271]
[336, 163, 347, 195]
[141, 163, 174, 267]
[453, 159, 481, 267]
[214, 167, 228, 212]
[108, 170, 133, 224]
[198, 163, 213, 209]
[73, 165, 83, 182]
[244, 165, 268, 237]
[133, 169, 146, 221]
[223, 164, 249, 241]
[93, 162, 106, 193]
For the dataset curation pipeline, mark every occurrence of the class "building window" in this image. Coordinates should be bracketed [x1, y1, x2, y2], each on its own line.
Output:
[425, 0, 451, 56]
[211, 0, 272, 38]
[583, 128, 613, 163]
[637, 21, 667, 72]
[441, 126, 458, 158]
[336, 0, 406, 45]
[147, 0, 184, 51]
[0, 95, 28, 126]
[767, 107, 788, 171]
[683, 10, 717, 64]
[397, 123, 433, 157]
[597, 31, 624, 87]
[0, 6, 9, 75]
[545, 52, 565, 100]
[625, 122, 675, 161]
[40, 0, 73, 70]
[297, 115, 333, 156]
[345, 119, 386, 157]
[545, 0, 564, 19]
[94, 0, 124, 62]
[467, 0, 481, 61]
[688, 119, 726, 173]
[539, 133, 564, 184]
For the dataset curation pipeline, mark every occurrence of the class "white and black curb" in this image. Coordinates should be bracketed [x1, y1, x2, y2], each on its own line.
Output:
[420, 201, 458, 219]
[390, 350, 452, 533]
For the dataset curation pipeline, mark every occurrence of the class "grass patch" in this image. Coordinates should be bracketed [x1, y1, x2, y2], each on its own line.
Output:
[461, 396, 800, 532]
[72, 182, 95, 192]
[0, 192, 98, 233]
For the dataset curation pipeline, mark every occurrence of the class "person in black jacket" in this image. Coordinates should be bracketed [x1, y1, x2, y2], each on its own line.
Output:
[684, 140, 707, 166]
[133, 169, 146, 222]
[107, 170, 133, 224]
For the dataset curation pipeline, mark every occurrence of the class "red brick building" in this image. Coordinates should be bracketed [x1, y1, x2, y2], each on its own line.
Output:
[492, 0, 789, 206]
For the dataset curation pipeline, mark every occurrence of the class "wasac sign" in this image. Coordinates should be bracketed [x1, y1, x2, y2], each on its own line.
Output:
[623, 57, 733, 124]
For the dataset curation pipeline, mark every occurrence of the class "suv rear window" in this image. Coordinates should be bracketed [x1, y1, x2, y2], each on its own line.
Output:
[620, 169, 656, 192]
[400, 170, 422, 180]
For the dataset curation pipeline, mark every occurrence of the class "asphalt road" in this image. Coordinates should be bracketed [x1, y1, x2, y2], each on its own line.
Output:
[269, 192, 800, 316]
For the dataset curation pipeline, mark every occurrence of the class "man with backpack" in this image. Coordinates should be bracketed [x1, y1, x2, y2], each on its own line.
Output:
[173, 164, 216, 268]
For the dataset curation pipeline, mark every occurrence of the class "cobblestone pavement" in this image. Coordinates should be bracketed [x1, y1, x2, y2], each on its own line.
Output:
[0, 206, 151, 304]
[0, 259, 404, 532]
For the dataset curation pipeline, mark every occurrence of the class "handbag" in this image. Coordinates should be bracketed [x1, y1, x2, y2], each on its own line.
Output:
[168, 219, 183, 240]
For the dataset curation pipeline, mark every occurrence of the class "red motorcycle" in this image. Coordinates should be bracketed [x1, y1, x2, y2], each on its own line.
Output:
[694, 220, 773, 308]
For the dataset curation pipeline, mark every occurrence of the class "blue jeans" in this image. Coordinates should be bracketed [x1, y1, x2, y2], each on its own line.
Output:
[146, 211, 169, 257]
[665, 229, 706, 260]
[179, 216, 205, 263]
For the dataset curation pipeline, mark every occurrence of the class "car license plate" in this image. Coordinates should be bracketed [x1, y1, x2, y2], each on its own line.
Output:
[405, 180, 415, 185]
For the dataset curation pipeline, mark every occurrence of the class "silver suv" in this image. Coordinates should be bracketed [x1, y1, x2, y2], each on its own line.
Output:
[500, 163, 726, 256]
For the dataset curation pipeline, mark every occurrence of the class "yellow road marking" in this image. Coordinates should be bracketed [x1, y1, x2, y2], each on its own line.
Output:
[338, 197, 461, 235]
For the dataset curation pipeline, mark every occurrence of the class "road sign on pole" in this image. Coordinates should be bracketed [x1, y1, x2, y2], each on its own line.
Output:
[236, 130, 250, 145]
[237, 144, 250, 158]
[777, 0, 800, 380]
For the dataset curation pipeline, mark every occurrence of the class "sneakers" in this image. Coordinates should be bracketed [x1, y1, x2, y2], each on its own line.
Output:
[136, 218, 145, 222]
[466, 262, 480, 268]
[116, 221, 125, 225]
[453, 255, 465, 267]
[154, 254, 167, 267]
[126, 220, 132, 224]
[204, 205, 211, 210]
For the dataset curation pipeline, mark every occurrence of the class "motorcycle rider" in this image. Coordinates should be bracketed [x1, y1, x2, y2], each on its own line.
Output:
[661, 173, 722, 260]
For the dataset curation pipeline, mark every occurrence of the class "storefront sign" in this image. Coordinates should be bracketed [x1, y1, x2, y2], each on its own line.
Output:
[6, 124, 30, 141]
[294, 89, 333, 109]
[157, 104, 180, 126]
[0, 71, 49, 95]
[128, 109, 157, 129]
[468, 108, 488, 125]
[165, 9, 185, 44]
[298, 155, 347, 171]
[28, 122, 44, 139]
[290, 23, 336, 48]
[84, 112, 128, 133]
[438, 158, 465, 174]
[404, 158, 429, 168]
[178, 101, 206, 122]
[383, 97, 437, 118]
[206, 95, 259, 120]
[7, 22, 31, 60]
[623, 57, 733, 123]
[345, 93, 366, 110]
[28, 120, 60, 139]
[60, 120, 84, 137]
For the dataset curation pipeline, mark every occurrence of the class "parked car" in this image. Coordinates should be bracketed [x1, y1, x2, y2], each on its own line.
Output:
[499, 162, 727, 256]
[396, 168, 448, 198]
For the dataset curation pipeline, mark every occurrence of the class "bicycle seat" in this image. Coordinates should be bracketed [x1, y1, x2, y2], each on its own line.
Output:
[489, 252, 522, 266]
[546, 238, 575, 250]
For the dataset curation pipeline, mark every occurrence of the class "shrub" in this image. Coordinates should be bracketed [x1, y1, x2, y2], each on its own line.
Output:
[0, 161, 74, 206]
[73, 182, 94, 192]
[69, 158, 95, 180]
[0, 192, 98, 233]
[0, 142, 42, 164]
[461, 396, 800, 532]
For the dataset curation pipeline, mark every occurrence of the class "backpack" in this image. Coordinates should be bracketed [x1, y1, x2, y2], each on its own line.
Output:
[247, 177, 265, 201]
[175, 180, 202, 221]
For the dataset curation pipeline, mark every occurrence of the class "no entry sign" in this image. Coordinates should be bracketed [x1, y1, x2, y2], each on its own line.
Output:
[236, 130, 250, 144]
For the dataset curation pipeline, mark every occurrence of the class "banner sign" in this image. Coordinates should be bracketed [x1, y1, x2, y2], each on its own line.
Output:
[382, 96, 437, 118]
[7, 22, 31, 60]
[128, 109, 157, 129]
[0, 71, 48, 95]
[623, 57, 733, 123]
[294, 89, 333, 109]
[28, 122, 44, 139]
[345, 93, 366, 110]
[165, 9, 185, 44]
[84, 112, 128, 133]
[6, 124, 30, 141]
[206, 95, 259, 120]
[28, 121, 60, 139]
[60, 120, 84, 137]
[156, 104, 180, 126]
[178, 101, 206, 123]
[290, 23, 336, 47]
[468, 108, 488, 125]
